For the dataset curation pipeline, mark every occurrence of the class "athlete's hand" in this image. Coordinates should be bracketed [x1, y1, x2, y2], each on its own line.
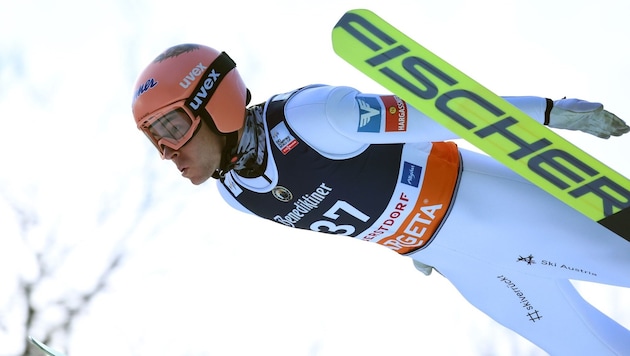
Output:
[548, 98, 630, 139]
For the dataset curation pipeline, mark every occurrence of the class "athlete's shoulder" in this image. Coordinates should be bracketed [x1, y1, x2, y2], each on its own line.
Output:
[283, 84, 358, 105]
[283, 85, 367, 158]
[284, 84, 362, 126]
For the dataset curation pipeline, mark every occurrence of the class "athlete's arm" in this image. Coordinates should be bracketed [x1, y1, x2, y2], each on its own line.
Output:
[284, 85, 550, 155]
[285, 85, 628, 158]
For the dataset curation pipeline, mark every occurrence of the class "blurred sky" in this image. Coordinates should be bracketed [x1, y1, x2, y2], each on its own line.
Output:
[1, 0, 630, 355]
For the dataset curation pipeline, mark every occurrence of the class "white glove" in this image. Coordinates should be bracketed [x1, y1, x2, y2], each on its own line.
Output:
[548, 98, 630, 139]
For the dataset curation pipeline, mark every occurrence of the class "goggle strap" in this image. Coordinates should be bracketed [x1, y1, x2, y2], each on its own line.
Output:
[184, 52, 236, 116]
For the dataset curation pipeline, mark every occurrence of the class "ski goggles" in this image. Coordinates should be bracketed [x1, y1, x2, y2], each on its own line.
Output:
[139, 103, 201, 158]
[138, 52, 237, 158]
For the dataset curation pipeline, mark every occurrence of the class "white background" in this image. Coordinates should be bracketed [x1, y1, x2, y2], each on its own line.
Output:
[1, 0, 629, 355]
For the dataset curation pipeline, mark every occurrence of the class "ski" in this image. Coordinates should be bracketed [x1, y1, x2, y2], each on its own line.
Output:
[29, 336, 67, 356]
[331, 9, 630, 241]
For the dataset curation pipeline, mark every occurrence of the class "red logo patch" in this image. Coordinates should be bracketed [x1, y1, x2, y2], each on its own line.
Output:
[382, 95, 408, 132]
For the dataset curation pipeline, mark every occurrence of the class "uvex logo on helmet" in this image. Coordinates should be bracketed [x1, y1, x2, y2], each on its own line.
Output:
[180, 62, 207, 89]
[186, 66, 221, 112]
[182, 51, 238, 126]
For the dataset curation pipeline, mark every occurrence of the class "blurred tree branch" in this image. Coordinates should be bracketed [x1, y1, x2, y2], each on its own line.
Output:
[0, 153, 179, 356]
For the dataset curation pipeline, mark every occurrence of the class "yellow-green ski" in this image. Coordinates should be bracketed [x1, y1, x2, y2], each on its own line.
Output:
[332, 9, 630, 241]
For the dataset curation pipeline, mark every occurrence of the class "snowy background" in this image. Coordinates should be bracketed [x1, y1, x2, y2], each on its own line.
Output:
[1, 0, 630, 355]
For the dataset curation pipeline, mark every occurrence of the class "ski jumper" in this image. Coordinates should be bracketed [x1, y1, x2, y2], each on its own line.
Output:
[217, 85, 630, 355]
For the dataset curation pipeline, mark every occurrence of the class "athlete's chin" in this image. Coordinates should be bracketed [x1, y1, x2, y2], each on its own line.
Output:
[186, 173, 211, 185]
[190, 178, 207, 185]
[181, 166, 213, 185]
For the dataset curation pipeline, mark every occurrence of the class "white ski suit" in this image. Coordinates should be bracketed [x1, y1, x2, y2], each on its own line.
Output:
[217, 84, 630, 355]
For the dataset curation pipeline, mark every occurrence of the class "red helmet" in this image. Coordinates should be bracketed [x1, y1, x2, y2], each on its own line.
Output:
[132, 44, 248, 155]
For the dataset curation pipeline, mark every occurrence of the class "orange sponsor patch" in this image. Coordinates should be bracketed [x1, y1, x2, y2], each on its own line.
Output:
[377, 142, 460, 254]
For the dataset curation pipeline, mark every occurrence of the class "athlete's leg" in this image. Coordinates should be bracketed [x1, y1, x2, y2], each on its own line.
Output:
[409, 148, 630, 352]
[427, 148, 630, 287]
[422, 248, 630, 355]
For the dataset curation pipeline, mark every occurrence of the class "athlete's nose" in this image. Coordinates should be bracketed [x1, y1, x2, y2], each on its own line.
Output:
[162, 146, 179, 160]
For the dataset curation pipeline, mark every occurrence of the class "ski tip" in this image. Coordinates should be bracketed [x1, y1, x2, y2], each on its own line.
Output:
[28, 335, 42, 346]
[332, 8, 376, 32]
[331, 8, 391, 57]
[29, 336, 67, 356]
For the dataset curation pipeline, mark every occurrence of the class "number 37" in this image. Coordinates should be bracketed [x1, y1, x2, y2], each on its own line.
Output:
[309, 200, 369, 235]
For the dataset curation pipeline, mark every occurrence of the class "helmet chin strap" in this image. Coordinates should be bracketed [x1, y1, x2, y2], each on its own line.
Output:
[212, 131, 238, 180]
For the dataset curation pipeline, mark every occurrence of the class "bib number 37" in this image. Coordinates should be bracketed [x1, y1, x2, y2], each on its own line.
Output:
[310, 200, 369, 235]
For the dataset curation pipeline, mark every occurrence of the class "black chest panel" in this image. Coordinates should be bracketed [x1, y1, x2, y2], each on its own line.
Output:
[223, 89, 404, 237]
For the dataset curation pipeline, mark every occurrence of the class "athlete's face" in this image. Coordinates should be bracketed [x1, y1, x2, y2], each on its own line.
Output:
[163, 121, 225, 185]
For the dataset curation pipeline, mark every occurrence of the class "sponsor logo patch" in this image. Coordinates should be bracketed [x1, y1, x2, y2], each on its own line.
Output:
[356, 96, 382, 132]
[272, 186, 293, 202]
[401, 161, 422, 187]
[517, 254, 598, 276]
[383, 95, 408, 132]
[271, 122, 299, 154]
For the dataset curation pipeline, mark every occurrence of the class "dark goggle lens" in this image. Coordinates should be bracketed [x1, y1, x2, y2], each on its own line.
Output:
[147, 108, 193, 142]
